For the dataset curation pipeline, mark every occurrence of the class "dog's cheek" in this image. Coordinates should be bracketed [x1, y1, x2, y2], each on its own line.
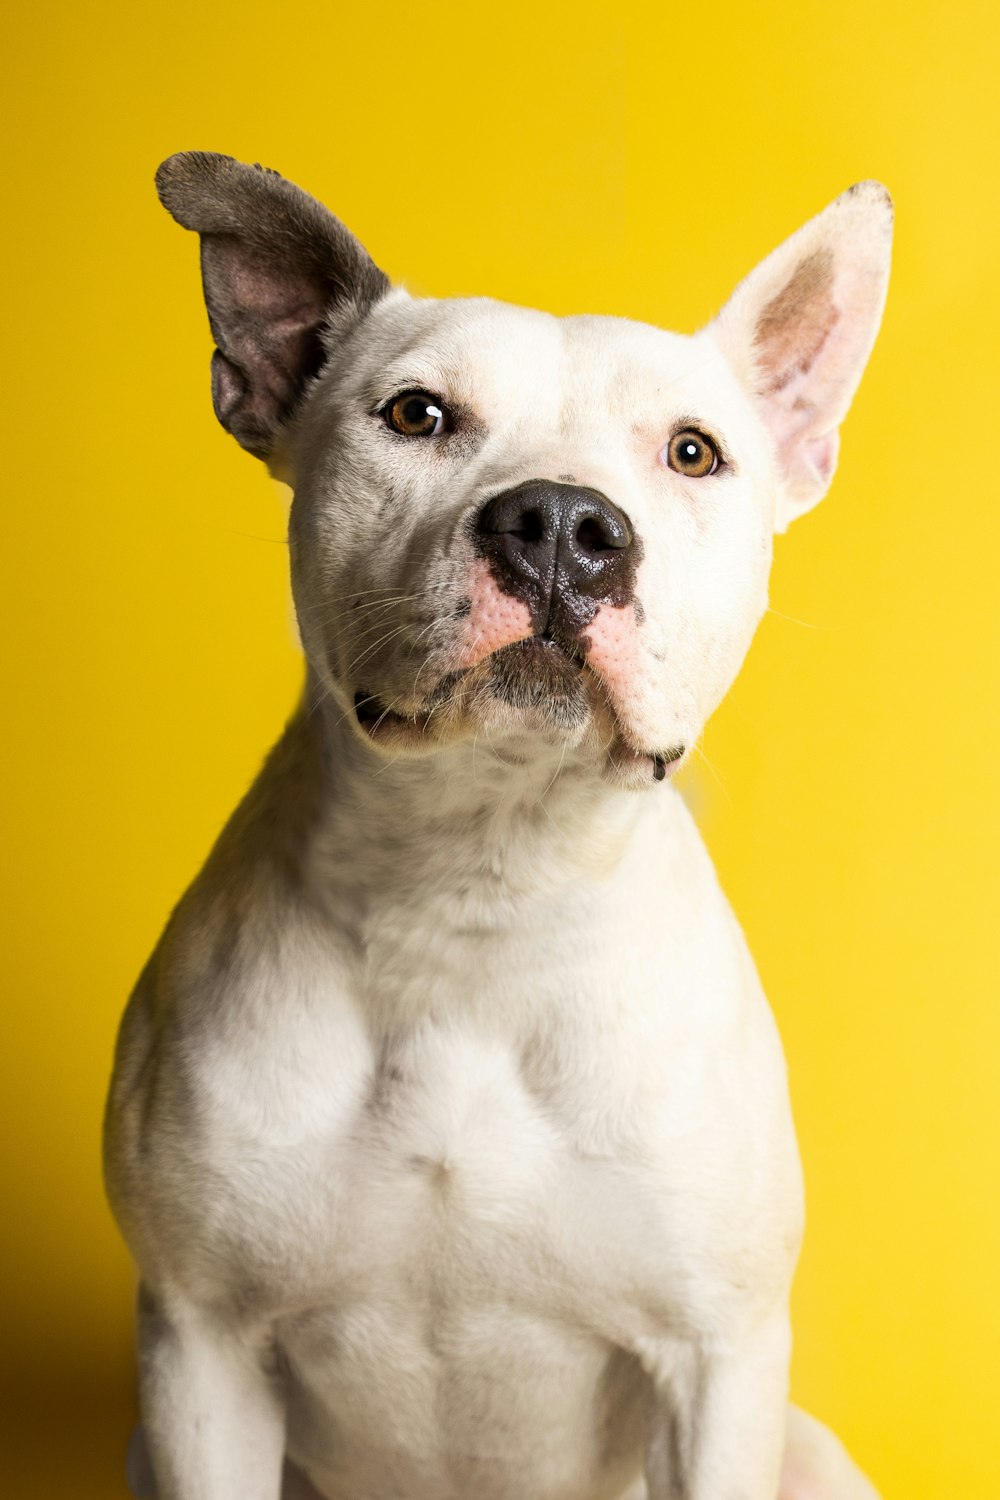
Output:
[587, 603, 677, 748]
[453, 558, 534, 669]
[583, 603, 640, 704]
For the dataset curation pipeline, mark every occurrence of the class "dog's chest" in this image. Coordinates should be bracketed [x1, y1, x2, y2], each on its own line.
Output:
[123, 833, 801, 1499]
[326, 1025, 663, 1322]
[215, 1016, 629, 1310]
[231, 1004, 790, 1500]
[195, 968, 790, 1349]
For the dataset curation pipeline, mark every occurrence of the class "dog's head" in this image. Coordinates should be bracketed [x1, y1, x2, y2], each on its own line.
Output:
[157, 153, 891, 788]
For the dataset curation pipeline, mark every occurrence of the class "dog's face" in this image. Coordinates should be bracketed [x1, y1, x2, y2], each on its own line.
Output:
[290, 299, 775, 786]
[158, 155, 891, 787]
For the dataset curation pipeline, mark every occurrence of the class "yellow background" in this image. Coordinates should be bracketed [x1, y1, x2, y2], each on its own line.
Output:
[3, 2, 998, 1495]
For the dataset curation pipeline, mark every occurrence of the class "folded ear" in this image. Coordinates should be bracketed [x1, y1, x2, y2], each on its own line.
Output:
[156, 152, 389, 461]
[707, 182, 892, 531]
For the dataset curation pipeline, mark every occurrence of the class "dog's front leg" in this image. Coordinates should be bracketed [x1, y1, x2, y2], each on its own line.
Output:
[136, 1285, 286, 1500]
[642, 1316, 790, 1500]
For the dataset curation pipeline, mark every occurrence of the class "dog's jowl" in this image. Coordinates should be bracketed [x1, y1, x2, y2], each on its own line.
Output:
[105, 152, 891, 1500]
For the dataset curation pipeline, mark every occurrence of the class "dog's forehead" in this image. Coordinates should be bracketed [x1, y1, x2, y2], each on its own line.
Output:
[351, 292, 744, 425]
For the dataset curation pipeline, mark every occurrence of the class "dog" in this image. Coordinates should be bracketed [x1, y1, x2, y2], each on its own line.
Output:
[104, 151, 891, 1500]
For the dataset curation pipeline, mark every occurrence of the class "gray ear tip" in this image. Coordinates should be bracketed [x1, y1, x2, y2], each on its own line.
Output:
[155, 151, 307, 232]
[155, 150, 258, 225]
[155, 151, 225, 222]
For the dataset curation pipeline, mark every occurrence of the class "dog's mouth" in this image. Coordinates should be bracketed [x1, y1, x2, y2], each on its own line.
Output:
[485, 635, 587, 719]
[354, 635, 586, 740]
[353, 636, 686, 784]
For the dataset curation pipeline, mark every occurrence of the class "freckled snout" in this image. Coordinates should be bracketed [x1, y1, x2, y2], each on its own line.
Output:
[473, 480, 639, 635]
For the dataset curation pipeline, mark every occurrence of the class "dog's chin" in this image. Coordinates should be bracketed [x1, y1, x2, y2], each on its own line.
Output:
[475, 638, 591, 741]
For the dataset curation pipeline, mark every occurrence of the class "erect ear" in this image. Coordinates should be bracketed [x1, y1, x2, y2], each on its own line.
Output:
[155, 151, 389, 462]
[707, 182, 892, 531]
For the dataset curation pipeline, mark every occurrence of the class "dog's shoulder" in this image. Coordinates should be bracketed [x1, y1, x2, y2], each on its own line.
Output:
[104, 706, 372, 1239]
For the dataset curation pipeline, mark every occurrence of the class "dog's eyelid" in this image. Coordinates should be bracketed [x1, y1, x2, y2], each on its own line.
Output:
[371, 380, 449, 413]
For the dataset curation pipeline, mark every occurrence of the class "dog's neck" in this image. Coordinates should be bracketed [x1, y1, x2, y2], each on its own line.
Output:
[280, 672, 657, 914]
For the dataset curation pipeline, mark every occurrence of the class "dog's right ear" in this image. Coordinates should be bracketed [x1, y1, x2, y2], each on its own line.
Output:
[156, 152, 389, 462]
[706, 182, 892, 531]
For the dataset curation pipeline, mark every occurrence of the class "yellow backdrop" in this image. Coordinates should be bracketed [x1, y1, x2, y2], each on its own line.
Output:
[3, 2, 997, 1495]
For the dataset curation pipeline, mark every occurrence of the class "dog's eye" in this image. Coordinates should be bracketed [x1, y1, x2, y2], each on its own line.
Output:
[383, 390, 449, 438]
[663, 429, 719, 478]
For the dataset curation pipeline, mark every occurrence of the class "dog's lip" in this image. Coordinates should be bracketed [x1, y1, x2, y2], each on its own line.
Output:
[651, 744, 686, 780]
[492, 634, 585, 669]
[354, 691, 424, 734]
[607, 731, 687, 785]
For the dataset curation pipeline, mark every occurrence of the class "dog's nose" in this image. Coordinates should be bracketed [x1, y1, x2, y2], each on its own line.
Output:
[473, 480, 636, 629]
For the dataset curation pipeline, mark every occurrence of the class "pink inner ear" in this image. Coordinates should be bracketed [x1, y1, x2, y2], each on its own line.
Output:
[755, 248, 839, 394]
[752, 250, 852, 505]
[803, 430, 838, 486]
[711, 182, 891, 520]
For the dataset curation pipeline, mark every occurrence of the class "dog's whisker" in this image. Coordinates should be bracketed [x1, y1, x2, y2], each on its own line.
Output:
[324, 688, 377, 733]
[690, 740, 732, 806]
[305, 597, 442, 641]
[402, 617, 448, 667]
[538, 740, 569, 805]
[301, 596, 423, 628]
[481, 736, 522, 770]
[764, 606, 822, 630]
[371, 753, 406, 778]
[296, 580, 456, 621]
[305, 677, 339, 722]
[341, 623, 422, 679]
[296, 578, 456, 611]
[534, 796, 568, 839]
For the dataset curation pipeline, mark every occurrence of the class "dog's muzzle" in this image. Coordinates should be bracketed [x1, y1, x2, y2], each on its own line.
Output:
[472, 480, 639, 640]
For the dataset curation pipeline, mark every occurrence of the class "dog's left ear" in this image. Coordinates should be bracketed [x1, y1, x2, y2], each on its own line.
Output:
[708, 182, 892, 531]
[156, 152, 390, 464]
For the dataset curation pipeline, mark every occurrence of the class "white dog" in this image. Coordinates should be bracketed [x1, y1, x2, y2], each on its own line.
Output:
[104, 152, 891, 1500]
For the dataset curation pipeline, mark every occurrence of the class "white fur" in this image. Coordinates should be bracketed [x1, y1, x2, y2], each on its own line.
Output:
[106, 180, 891, 1500]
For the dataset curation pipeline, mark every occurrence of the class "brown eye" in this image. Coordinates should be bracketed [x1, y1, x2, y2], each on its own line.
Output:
[384, 390, 449, 437]
[665, 429, 719, 478]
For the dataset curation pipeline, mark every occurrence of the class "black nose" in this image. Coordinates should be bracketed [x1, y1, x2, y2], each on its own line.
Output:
[473, 480, 638, 633]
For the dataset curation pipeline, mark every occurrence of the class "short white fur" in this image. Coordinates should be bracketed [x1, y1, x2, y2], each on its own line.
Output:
[106, 160, 891, 1500]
